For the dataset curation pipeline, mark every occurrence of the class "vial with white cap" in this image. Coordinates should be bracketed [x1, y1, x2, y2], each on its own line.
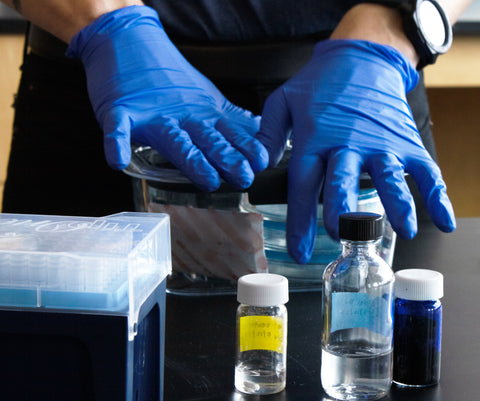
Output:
[393, 268, 444, 387]
[234, 273, 288, 395]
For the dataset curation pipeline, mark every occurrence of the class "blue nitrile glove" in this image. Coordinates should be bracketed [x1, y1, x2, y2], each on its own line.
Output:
[256, 39, 456, 264]
[66, 6, 268, 191]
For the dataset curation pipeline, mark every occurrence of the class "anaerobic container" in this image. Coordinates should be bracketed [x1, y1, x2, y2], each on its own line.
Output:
[125, 146, 397, 294]
[235, 273, 288, 395]
[321, 213, 395, 400]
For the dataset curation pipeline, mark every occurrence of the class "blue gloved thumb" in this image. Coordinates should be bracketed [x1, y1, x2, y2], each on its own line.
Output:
[256, 87, 292, 167]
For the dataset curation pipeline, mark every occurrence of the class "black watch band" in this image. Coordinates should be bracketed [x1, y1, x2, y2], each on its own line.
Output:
[357, 0, 453, 69]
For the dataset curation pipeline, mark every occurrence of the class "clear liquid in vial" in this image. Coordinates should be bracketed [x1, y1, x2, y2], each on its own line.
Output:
[235, 350, 285, 395]
[321, 345, 392, 400]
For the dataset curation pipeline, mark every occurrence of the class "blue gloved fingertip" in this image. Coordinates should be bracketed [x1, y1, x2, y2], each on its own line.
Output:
[251, 149, 270, 173]
[395, 222, 417, 240]
[287, 236, 313, 265]
[106, 154, 131, 171]
[111, 161, 129, 171]
[195, 177, 221, 193]
[438, 216, 456, 233]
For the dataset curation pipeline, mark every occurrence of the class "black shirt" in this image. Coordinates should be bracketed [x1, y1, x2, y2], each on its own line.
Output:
[145, 0, 361, 42]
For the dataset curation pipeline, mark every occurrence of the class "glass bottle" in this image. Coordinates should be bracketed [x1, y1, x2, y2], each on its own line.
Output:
[393, 268, 443, 387]
[321, 212, 395, 400]
[234, 273, 288, 395]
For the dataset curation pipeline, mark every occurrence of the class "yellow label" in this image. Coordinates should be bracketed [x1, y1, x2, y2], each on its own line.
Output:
[239, 315, 285, 353]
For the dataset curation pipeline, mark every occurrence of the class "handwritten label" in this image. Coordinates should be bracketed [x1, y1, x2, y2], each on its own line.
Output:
[332, 292, 393, 337]
[239, 316, 285, 353]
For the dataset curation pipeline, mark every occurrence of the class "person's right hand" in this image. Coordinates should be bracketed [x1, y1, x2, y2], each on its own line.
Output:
[67, 5, 268, 191]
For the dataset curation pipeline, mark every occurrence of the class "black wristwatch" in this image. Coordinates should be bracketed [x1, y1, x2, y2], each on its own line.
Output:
[361, 0, 453, 69]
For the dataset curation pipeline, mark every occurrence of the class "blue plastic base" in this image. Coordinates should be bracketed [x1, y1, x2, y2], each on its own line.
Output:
[0, 279, 166, 401]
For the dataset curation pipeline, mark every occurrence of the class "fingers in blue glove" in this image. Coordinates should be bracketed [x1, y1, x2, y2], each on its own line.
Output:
[286, 153, 325, 264]
[323, 149, 364, 240]
[182, 118, 257, 190]
[104, 109, 221, 191]
[408, 158, 456, 233]
[105, 108, 265, 191]
[215, 110, 269, 173]
[367, 153, 417, 239]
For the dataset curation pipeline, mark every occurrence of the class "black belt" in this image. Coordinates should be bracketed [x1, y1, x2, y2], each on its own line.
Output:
[177, 39, 317, 84]
[28, 24, 325, 84]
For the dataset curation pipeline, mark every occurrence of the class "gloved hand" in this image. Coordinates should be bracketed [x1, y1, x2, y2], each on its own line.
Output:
[67, 6, 268, 191]
[256, 39, 456, 264]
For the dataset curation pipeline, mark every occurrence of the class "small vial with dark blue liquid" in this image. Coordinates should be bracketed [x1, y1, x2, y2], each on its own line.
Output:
[393, 269, 443, 387]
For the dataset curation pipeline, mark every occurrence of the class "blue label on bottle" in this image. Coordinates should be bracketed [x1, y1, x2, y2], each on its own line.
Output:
[332, 292, 393, 337]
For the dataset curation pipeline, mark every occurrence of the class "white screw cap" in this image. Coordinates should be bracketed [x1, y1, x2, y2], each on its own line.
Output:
[395, 269, 444, 301]
[237, 273, 289, 306]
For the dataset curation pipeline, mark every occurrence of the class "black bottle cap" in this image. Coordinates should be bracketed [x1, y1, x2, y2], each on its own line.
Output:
[339, 212, 384, 241]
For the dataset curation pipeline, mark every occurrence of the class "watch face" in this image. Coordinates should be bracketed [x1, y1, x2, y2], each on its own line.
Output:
[418, 0, 447, 48]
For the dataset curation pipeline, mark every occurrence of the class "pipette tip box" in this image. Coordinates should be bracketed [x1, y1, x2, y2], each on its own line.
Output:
[0, 212, 171, 401]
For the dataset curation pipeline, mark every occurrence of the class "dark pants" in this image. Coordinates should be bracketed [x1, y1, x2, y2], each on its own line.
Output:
[2, 40, 435, 220]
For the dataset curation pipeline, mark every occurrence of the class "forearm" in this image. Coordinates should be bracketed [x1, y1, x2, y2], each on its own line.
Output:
[0, 0, 143, 42]
[331, 1, 474, 67]
[438, 0, 473, 24]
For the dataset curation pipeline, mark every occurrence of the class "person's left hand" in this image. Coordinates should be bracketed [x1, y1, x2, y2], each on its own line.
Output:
[256, 39, 456, 264]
